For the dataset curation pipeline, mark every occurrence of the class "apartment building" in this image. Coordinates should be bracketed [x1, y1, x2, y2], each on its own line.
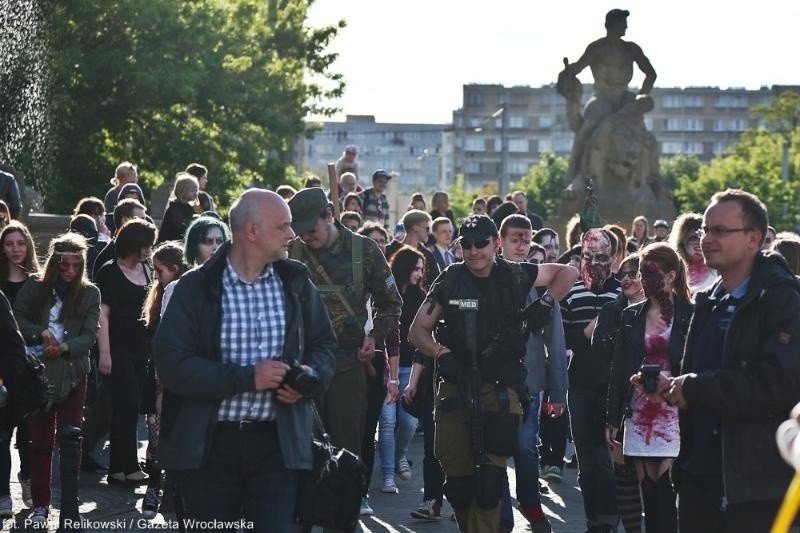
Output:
[298, 115, 446, 193]
[451, 83, 795, 190]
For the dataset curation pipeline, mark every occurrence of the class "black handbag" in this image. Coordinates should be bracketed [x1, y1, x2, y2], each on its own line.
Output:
[294, 402, 366, 533]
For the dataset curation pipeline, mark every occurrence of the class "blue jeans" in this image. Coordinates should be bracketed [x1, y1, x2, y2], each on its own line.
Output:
[176, 422, 296, 533]
[378, 366, 417, 478]
[500, 393, 542, 529]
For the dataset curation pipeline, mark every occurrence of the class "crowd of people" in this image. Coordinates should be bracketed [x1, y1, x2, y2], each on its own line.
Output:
[0, 155, 799, 533]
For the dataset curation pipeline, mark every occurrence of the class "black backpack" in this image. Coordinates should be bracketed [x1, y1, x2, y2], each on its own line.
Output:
[0, 292, 49, 421]
[294, 403, 366, 532]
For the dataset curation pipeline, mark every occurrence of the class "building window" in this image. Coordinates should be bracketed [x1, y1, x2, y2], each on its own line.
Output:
[644, 117, 653, 130]
[509, 116, 528, 129]
[465, 162, 481, 173]
[714, 95, 749, 108]
[663, 95, 682, 108]
[454, 116, 463, 128]
[539, 93, 553, 105]
[467, 92, 484, 106]
[511, 93, 529, 106]
[466, 117, 482, 128]
[664, 119, 682, 131]
[508, 161, 530, 174]
[538, 138, 553, 153]
[685, 119, 703, 131]
[713, 142, 729, 155]
[684, 95, 704, 108]
[731, 119, 748, 131]
[465, 137, 485, 151]
[508, 139, 529, 152]
[662, 142, 683, 154]
[539, 116, 554, 128]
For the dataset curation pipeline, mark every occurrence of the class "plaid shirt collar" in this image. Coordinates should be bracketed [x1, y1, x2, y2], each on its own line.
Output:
[222, 257, 275, 288]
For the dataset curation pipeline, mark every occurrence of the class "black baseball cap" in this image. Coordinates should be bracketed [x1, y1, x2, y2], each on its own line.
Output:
[372, 169, 392, 181]
[458, 214, 498, 240]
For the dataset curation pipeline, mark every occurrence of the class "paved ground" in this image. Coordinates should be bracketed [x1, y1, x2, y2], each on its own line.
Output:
[3, 425, 591, 532]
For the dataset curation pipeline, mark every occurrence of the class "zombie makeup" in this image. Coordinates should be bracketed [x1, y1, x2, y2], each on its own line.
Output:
[640, 261, 673, 325]
[580, 228, 613, 291]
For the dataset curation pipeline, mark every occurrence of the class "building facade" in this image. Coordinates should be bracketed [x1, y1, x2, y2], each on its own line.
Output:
[450, 83, 795, 190]
[298, 115, 446, 193]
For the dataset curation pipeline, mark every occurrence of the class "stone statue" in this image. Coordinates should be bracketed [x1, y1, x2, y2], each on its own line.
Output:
[557, 8, 658, 197]
[551, 8, 675, 229]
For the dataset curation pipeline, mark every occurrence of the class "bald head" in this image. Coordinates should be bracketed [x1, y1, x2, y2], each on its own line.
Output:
[230, 189, 286, 233]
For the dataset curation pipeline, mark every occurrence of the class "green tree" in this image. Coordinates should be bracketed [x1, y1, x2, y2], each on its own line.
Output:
[512, 152, 567, 220]
[40, 0, 344, 213]
[752, 90, 800, 141]
[659, 154, 700, 211]
[675, 128, 800, 230]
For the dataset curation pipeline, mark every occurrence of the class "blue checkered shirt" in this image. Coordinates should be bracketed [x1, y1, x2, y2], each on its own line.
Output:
[218, 258, 286, 421]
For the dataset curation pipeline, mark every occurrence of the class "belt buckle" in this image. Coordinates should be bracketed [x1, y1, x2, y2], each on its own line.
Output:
[238, 420, 253, 430]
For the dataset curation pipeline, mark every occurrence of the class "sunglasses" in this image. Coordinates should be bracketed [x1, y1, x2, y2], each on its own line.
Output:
[615, 269, 640, 281]
[201, 237, 225, 246]
[460, 238, 492, 250]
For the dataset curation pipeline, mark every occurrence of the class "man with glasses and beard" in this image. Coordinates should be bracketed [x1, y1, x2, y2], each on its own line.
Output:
[409, 214, 577, 532]
[561, 227, 621, 532]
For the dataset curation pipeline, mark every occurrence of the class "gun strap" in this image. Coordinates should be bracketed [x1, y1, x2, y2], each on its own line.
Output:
[302, 246, 358, 317]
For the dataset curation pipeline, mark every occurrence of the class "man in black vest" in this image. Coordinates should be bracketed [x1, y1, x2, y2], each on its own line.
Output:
[409, 214, 577, 532]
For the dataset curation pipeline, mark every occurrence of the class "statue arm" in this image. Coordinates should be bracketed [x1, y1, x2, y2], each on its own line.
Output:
[630, 43, 657, 94]
[566, 42, 597, 76]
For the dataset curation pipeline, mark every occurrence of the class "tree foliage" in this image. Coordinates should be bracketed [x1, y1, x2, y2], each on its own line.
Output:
[513, 152, 568, 220]
[675, 128, 800, 231]
[38, 0, 344, 213]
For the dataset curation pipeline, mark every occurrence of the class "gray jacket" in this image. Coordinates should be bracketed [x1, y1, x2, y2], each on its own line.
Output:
[154, 243, 337, 471]
[524, 289, 568, 403]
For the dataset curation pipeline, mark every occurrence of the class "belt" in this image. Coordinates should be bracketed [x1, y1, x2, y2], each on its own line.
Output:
[216, 420, 276, 431]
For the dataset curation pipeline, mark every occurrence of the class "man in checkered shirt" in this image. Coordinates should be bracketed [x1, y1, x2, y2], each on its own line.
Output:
[155, 189, 337, 532]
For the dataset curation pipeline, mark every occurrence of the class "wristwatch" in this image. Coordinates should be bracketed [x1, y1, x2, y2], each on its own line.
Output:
[541, 293, 555, 307]
[388, 379, 400, 385]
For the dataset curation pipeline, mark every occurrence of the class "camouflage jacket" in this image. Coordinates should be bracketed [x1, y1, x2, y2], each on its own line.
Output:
[289, 221, 401, 362]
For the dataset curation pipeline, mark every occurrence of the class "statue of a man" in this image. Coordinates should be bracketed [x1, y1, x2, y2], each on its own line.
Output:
[558, 9, 657, 192]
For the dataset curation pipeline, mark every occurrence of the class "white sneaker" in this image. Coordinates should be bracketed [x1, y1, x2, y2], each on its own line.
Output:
[18, 473, 32, 508]
[359, 497, 374, 516]
[397, 457, 412, 481]
[0, 495, 12, 518]
[380, 477, 398, 494]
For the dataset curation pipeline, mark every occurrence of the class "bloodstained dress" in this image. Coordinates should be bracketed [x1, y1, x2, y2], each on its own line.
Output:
[623, 325, 680, 458]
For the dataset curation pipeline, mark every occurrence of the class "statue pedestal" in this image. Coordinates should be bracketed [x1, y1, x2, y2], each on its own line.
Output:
[547, 183, 676, 236]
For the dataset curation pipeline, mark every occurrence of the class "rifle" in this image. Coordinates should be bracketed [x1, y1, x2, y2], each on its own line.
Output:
[462, 307, 485, 466]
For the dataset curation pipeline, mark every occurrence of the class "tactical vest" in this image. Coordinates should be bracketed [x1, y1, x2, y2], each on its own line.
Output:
[437, 258, 528, 383]
[290, 232, 366, 350]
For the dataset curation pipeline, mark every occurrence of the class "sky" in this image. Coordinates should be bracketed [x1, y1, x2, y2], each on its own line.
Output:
[306, 0, 800, 124]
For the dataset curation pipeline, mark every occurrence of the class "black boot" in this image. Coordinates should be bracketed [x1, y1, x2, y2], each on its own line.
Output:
[655, 474, 677, 533]
[57, 426, 82, 533]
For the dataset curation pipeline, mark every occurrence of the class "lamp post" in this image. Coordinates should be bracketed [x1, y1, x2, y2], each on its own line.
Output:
[474, 104, 509, 196]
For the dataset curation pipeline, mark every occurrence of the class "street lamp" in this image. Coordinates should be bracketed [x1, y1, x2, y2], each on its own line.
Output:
[474, 104, 509, 196]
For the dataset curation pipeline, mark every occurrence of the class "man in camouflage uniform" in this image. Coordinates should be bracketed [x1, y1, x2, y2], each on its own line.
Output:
[288, 187, 402, 459]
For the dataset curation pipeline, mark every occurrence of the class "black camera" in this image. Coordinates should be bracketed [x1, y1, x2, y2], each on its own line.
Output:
[279, 359, 320, 397]
[640, 364, 661, 394]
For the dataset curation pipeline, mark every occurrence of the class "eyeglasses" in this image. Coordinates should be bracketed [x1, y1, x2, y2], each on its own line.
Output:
[460, 238, 492, 250]
[201, 237, 225, 246]
[699, 226, 753, 238]
[615, 269, 640, 281]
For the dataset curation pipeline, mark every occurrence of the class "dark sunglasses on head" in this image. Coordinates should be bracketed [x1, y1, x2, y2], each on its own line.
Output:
[615, 269, 639, 281]
[460, 237, 492, 250]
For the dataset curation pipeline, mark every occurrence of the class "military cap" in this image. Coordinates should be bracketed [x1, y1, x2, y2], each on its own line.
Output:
[287, 187, 328, 235]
